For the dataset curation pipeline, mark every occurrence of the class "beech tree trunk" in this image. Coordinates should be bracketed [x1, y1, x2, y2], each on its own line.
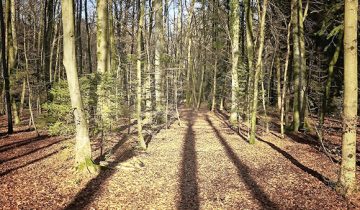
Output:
[249, 0, 268, 144]
[136, 0, 147, 150]
[338, 0, 358, 196]
[229, 0, 240, 124]
[61, 0, 97, 172]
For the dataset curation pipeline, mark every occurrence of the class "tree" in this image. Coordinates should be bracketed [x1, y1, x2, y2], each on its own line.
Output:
[229, 0, 240, 124]
[337, 0, 358, 196]
[154, 0, 165, 115]
[43, 0, 55, 91]
[249, 0, 268, 144]
[136, 0, 147, 150]
[61, 0, 97, 172]
[5, 0, 20, 125]
[245, 0, 254, 122]
[0, 0, 13, 134]
[291, 0, 301, 132]
[84, 0, 92, 73]
[96, 0, 110, 127]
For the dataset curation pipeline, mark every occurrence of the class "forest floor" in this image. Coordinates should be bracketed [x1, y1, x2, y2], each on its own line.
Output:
[0, 108, 360, 209]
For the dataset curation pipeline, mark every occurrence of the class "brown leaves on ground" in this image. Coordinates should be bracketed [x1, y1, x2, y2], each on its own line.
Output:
[0, 109, 359, 209]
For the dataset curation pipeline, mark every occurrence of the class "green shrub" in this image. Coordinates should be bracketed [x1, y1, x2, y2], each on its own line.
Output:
[41, 73, 124, 136]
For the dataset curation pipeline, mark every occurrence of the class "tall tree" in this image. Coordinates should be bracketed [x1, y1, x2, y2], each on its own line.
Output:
[337, 0, 358, 196]
[5, 0, 20, 125]
[154, 0, 165, 115]
[0, 0, 13, 134]
[291, 0, 301, 132]
[245, 0, 254, 122]
[43, 0, 55, 91]
[76, 0, 83, 75]
[229, 0, 240, 124]
[96, 0, 109, 124]
[96, 0, 109, 74]
[84, 0, 92, 73]
[249, 0, 268, 144]
[61, 0, 97, 172]
[136, 0, 147, 150]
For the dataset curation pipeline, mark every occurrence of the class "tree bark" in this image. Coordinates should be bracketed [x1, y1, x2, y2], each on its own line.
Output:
[338, 0, 358, 196]
[229, 0, 240, 124]
[84, 0, 92, 73]
[291, 0, 301, 132]
[136, 0, 147, 150]
[61, 0, 97, 172]
[249, 0, 268, 144]
[1, 0, 13, 133]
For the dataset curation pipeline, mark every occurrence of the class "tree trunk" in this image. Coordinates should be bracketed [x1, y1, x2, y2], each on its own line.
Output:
[185, 0, 195, 107]
[61, 0, 97, 172]
[76, 0, 83, 75]
[320, 32, 342, 127]
[291, 0, 301, 132]
[0, 1, 12, 133]
[249, 0, 268, 144]
[245, 0, 254, 122]
[298, 0, 308, 130]
[337, 0, 358, 196]
[136, 0, 147, 150]
[43, 0, 55, 93]
[19, 78, 26, 117]
[96, 0, 110, 126]
[276, 56, 281, 111]
[154, 0, 164, 114]
[280, 19, 292, 137]
[84, 0, 92, 73]
[229, 0, 240, 124]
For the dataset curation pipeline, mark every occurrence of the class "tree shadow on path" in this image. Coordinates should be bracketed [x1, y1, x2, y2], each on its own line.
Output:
[178, 110, 199, 210]
[212, 112, 332, 188]
[256, 136, 331, 186]
[206, 115, 278, 209]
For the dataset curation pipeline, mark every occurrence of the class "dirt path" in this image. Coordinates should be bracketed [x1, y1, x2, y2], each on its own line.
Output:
[64, 109, 354, 209]
[0, 109, 358, 209]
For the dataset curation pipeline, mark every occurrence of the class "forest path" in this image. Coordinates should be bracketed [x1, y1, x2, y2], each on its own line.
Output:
[0, 109, 356, 209]
[66, 108, 350, 209]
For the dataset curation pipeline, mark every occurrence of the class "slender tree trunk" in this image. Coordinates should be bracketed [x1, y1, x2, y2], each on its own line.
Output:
[320, 32, 342, 127]
[1, 0, 12, 133]
[298, 0, 308, 130]
[280, 20, 292, 137]
[97, 0, 109, 74]
[229, 0, 240, 124]
[136, 0, 146, 150]
[197, 59, 205, 110]
[154, 0, 164, 114]
[84, 0, 92, 73]
[49, 21, 59, 84]
[276, 56, 281, 111]
[54, 34, 61, 82]
[249, 0, 268, 144]
[19, 78, 26, 117]
[260, 61, 269, 133]
[43, 0, 55, 93]
[245, 0, 254, 122]
[292, 0, 301, 132]
[337, 0, 358, 196]
[76, 0, 83, 75]
[23, 27, 38, 135]
[96, 0, 109, 126]
[144, 14, 153, 123]
[61, 0, 97, 172]
[185, 0, 195, 106]
[211, 59, 218, 111]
